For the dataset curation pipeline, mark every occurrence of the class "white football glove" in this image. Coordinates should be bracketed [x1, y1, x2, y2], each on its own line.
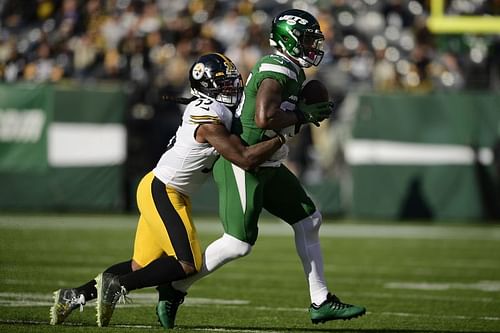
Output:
[268, 144, 289, 162]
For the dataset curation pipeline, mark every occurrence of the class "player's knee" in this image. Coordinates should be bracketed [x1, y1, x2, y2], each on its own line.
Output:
[179, 261, 197, 276]
[309, 210, 322, 233]
[131, 259, 142, 271]
[231, 241, 252, 258]
[222, 233, 252, 258]
[293, 210, 322, 239]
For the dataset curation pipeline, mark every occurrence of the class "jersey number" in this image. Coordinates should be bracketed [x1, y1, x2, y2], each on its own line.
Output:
[166, 135, 176, 151]
[195, 98, 214, 111]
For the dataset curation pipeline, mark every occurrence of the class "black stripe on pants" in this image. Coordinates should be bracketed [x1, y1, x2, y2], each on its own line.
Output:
[151, 177, 194, 266]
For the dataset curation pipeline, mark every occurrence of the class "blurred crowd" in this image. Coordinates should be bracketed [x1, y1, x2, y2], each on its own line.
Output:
[2, 0, 500, 92]
[1, 0, 500, 189]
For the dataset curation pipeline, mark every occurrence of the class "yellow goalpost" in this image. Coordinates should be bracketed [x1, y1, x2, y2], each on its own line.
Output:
[426, 0, 500, 33]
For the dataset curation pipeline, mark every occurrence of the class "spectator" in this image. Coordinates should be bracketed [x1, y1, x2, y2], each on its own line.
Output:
[0, 0, 498, 185]
[1, 0, 496, 91]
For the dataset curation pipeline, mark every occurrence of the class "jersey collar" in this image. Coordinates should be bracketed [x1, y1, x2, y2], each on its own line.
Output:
[274, 50, 302, 75]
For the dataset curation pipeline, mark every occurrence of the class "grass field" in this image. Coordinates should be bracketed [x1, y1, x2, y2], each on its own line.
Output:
[0, 214, 499, 333]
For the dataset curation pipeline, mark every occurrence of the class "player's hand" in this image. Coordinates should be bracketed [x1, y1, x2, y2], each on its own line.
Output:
[295, 100, 333, 127]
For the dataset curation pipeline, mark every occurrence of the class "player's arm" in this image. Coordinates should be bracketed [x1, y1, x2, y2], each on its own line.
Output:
[255, 78, 299, 129]
[196, 123, 284, 171]
[255, 78, 332, 129]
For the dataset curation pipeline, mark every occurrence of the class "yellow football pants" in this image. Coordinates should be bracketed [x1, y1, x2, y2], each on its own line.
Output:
[132, 171, 202, 272]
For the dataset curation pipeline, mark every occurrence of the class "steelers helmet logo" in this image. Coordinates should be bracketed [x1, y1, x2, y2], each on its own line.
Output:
[192, 63, 205, 80]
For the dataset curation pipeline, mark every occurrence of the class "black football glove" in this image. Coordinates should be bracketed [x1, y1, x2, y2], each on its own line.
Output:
[294, 100, 333, 127]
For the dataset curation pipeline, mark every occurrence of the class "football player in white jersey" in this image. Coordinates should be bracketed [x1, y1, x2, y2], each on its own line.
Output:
[49, 53, 286, 327]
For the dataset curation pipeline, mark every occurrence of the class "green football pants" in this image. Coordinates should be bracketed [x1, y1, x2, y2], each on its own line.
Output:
[213, 158, 316, 245]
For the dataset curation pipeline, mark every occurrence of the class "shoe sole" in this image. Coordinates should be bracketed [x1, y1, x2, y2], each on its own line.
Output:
[95, 274, 107, 327]
[311, 309, 366, 324]
[49, 290, 61, 325]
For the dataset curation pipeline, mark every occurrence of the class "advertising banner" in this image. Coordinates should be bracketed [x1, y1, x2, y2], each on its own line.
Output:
[0, 84, 52, 173]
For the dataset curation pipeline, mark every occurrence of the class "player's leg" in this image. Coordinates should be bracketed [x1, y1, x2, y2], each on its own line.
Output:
[72, 260, 134, 303]
[160, 159, 261, 327]
[161, 233, 252, 328]
[262, 165, 326, 302]
[121, 174, 203, 286]
[131, 214, 164, 269]
[96, 172, 202, 327]
[50, 244, 136, 324]
[129, 212, 184, 329]
[176, 158, 262, 289]
[172, 234, 252, 293]
[264, 165, 365, 323]
[170, 158, 259, 280]
[147, 184, 201, 329]
[214, 158, 264, 244]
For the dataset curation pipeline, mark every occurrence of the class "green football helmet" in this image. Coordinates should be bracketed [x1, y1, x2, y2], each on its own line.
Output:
[270, 9, 325, 68]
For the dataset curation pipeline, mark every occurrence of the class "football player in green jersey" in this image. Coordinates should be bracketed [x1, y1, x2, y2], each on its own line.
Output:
[160, 8, 366, 328]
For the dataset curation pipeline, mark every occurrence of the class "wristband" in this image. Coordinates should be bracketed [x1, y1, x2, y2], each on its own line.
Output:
[276, 133, 286, 144]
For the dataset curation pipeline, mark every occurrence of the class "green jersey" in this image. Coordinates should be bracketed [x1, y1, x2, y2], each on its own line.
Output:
[233, 53, 306, 145]
[212, 53, 316, 244]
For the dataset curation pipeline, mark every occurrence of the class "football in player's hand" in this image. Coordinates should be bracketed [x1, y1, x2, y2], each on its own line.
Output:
[300, 79, 329, 104]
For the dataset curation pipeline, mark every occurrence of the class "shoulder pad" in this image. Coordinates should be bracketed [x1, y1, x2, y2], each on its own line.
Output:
[257, 55, 298, 81]
[187, 98, 225, 125]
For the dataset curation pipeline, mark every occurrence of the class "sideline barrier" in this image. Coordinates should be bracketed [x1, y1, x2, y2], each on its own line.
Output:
[0, 83, 126, 211]
[346, 93, 500, 220]
[2, 84, 499, 221]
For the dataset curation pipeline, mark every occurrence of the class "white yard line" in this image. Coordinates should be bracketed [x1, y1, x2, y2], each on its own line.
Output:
[0, 292, 499, 323]
[378, 311, 500, 321]
[0, 319, 284, 332]
[0, 292, 248, 307]
[1, 216, 500, 240]
[2, 308, 500, 330]
[384, 280, 500, 292]
[2, 288, 500, 308]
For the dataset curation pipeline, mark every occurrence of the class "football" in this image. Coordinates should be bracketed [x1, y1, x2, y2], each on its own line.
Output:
[300, 79, 329, 104]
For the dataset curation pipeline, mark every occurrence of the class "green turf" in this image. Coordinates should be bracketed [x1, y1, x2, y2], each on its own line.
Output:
[1, 214, 499, 332]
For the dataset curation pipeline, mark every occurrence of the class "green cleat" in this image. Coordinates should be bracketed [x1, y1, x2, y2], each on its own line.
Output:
[309, 293, 366, 324]
[156, 284, 187, 329]
[95, 272, 128, 327]
[49, 288, 85, 325]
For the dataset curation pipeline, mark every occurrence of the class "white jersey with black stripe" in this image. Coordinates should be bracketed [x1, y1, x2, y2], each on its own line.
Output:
[153, 97, 233, 196]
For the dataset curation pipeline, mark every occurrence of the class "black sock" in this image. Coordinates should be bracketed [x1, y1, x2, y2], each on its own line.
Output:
[157, 283, 186, 301]
[75, 260, 133, 301]
[75, 280, 97, 301]
[119, 256, 187, 292]
[104, 260, 133, 275]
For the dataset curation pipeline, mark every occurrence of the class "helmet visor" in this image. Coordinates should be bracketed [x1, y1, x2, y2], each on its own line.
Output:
[214, 75, 243, 107]
[302, 31, 325, 66]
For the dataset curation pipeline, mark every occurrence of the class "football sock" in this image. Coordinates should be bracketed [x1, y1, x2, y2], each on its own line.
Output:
[292, 210, 329, 305]
[119, 256, 186, 292]
[75, 260, 133, 301]
[172, 233, 252, 293]
[75, 280, 97, 301]
[104, 260, 133, 275]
